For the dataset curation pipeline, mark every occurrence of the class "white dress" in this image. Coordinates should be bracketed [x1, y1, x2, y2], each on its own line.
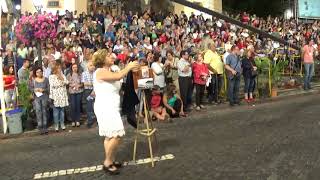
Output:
[93, 68, 125, 138]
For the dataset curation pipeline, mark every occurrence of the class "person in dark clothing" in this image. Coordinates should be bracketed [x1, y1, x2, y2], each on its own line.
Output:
[242, 49, 257, 102]
[122, 64, 140, 128]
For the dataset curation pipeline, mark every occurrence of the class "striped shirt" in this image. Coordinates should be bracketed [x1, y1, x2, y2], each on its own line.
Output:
[81, 71, 94, 90]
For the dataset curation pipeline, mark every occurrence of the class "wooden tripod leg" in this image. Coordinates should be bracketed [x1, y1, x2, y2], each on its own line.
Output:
[143, 91, 155, 167]
[133, 123, 138, 162]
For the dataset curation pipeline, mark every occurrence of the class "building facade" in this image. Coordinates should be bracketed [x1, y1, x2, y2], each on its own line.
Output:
[173, 0, 222, 18]
[21, 0, 88, 14]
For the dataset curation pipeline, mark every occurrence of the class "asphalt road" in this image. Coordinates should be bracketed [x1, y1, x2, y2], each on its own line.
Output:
[1, 94, 320, 180]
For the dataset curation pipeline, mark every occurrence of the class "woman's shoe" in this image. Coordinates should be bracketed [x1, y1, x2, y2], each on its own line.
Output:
[113, 161, 122, 168]
[196, 106, 201, 111]
[76, 122, 80, 127]
[71, 122, 76, 127]
[103, 165, 120, 175]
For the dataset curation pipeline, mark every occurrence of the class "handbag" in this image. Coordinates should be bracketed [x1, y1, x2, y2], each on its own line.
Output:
[250, 61, 258, 77]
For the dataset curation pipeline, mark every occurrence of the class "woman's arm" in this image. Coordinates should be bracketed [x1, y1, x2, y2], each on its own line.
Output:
[162, 94, 175, 112]
[175, 94, 184, 113]
[96, 61, 139, 81]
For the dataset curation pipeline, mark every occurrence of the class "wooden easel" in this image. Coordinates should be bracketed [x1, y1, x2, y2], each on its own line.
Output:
[132, 89, 158, 167]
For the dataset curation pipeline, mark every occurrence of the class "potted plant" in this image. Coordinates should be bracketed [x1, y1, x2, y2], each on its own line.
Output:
[17, 82, 34, 130]
[255, 56, 271, 98]
[270, 59, 288, 97]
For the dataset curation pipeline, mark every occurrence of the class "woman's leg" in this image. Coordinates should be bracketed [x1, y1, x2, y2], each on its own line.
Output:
[75, 93, 82, 123]
[249, 78, 256, 99]
[199, 85, 205, 106]
[34, 98, 43, 132]
[104, 137, 121, 170]
[41, 99, 48, 132]
[70, 94, 76, 123]
[244, 77, 250, 100]
[53, 107, 59, 130]
[195, 84, 201, 107]
[60, 107, 66, 130]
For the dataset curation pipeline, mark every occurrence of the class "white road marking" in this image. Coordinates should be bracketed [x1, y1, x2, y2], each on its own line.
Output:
[33, 154, 175, 179]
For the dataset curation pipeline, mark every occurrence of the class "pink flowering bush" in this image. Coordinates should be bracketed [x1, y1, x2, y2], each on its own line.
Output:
[15, 13, 58, 44]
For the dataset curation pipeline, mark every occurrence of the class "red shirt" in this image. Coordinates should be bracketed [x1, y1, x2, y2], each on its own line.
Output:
[117, 53, 128, 64]
[160, 34, 168, 44]
[65, 51, 76, 65]
[151, 93, 162, 109]
[192, 62, 209, 85]
[3, 75, 15, 90]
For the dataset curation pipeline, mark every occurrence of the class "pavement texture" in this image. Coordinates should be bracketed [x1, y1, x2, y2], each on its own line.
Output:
[0, 94, 320, 180]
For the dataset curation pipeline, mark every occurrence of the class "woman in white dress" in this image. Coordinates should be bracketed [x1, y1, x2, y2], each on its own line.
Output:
[92, 49, 139, 175]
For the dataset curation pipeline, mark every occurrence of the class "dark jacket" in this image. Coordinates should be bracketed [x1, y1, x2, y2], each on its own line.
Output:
[242, 57, 256, 79]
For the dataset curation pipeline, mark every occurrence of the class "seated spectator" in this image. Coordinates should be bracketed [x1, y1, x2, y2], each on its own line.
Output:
[163, 84, 186, 118]
[150, 85, 169, 122]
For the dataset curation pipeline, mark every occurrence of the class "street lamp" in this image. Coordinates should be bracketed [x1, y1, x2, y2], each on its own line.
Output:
[0, 0, 9, 134]
[15, 4, 20, 11]
[33, 0, 43, 13]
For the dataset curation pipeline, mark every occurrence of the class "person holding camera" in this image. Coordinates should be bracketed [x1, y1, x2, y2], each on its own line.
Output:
[225, 45, 242, 106]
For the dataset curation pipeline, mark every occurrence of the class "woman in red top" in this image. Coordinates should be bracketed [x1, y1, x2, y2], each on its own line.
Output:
[3, 66, 16, 108]
[192, 53, 209, 111]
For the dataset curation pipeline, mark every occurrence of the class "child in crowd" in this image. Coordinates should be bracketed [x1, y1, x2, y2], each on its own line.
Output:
[150, 85, 170, 122]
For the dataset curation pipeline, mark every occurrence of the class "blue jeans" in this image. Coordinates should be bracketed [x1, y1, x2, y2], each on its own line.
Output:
[70, 93, 82, 122]
[34, 97, 48, 132]
[228, 74, 241, 104]
[83, 89, 95, 126]
[53, 107, 65, 127]
[304, 63, 314, 89]
[209, 74, 223, 102]
[244, 76, 256, 94]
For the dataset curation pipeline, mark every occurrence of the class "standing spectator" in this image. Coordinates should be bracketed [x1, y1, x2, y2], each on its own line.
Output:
[204, 43, 224, 104]
[81, 61, 95, 128]
[302, 39, 315, 90]
[225, 46, 242, 106]
[151, 55, 166, 89]
[30, 67, 50, 135]
[242, 50, 257, 102]
[67, 63, 83, 127]
[193, 53, 209, 111]
[3, 66, 16, 108]
[164, 51, 179, 91]
[177, 50, 192, 112]
[17, 59, 30, 84]
[49, 63, 69, 132]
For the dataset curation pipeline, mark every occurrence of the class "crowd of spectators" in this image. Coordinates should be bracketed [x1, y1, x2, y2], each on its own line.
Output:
[0, 6, 318, 134]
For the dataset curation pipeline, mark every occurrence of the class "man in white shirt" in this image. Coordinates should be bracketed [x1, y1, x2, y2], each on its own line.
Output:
[177, 50, 192, 112]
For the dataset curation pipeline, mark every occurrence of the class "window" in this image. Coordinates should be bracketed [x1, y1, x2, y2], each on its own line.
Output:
[47, 0, 60, 8]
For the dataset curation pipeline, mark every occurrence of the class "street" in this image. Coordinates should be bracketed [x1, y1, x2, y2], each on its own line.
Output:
[1, 94, 320, 180]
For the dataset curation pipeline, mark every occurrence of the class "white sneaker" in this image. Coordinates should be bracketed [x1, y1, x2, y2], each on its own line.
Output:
[71, 122, 76, 127]
[200, 105, 206, 109]
[54, 124, 59, 132]
[196, 106, 201, 111]
[61, 123, 66, 130]
[76, 122, 80, 127]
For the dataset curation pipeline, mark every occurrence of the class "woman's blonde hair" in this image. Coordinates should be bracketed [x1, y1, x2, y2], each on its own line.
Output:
[92, 49, 110, 68]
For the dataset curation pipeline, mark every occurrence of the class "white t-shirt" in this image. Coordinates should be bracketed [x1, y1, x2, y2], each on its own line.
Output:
[17, 47, 28, 59]
[151, 62, 165, 88]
